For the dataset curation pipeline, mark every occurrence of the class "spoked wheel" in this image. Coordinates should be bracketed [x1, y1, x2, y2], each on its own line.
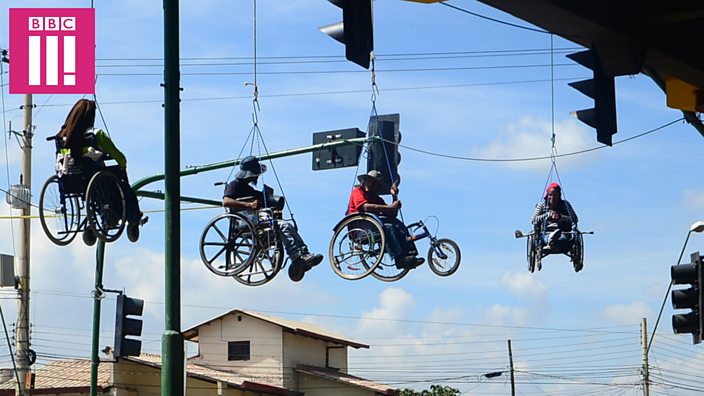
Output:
[329, 214, 385, 280]
[527, 234, 536, 273]
[200, 213, 257, 276]
[428, 238, 461, 276]
[39, 175, 81, 246]
[369, 251, 410, 282]
[86, 171, 126, 242]
[233, 232, 284, 286]
[572, 232, 584, 273]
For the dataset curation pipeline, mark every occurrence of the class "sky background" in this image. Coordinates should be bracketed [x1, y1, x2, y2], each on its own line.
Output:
[1, 0, 704, 394]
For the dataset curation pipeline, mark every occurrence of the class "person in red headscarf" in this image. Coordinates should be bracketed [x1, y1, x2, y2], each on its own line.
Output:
[531, 182, 579, 251]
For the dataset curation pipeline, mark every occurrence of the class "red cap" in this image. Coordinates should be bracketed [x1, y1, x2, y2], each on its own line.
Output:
[544, 182, 561, 199]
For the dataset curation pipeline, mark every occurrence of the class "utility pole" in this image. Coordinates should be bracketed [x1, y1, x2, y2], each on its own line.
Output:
[641, 318, 650, 396]
[15, 94, 33, 396]
[508, 339, 516, 396]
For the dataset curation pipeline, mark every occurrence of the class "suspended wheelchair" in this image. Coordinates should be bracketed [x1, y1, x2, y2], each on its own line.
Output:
[329, 213, 461, 282]
[39, 135, 128, 246]
[199, 188, 287, 286]
[515, 225, 592, 273]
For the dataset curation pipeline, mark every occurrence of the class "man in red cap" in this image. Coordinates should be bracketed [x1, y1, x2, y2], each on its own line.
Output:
[531, 182, 579, 252]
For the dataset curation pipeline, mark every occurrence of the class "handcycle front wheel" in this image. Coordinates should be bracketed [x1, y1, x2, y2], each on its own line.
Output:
[86, 171, 126, 242]
[200, 213, 257, 277]
[39, 175, 81, 246]
[427, 238, 461, 277]
[329, 214, 386, 280]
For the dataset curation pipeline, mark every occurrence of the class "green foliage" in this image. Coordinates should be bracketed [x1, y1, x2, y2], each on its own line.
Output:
[399, 384, 461, 396]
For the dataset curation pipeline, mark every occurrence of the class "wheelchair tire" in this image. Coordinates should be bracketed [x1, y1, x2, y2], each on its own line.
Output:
[572, 232, 584, 273]
[86, 171, 126, 243]
[526, 234, 536, 273]
[329, 214, 386, 280]
[368, 252, 410, 282]
[428, 238, 461, 277]
[127, 223, 140, 243]
[82, 229, 97, 246]
[200, 213, 257, 277]
[233, 238, 284, 286]
[39, 175, 80, 246]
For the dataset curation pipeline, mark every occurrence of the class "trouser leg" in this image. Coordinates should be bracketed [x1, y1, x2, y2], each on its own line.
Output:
[277, 220, 307, 261]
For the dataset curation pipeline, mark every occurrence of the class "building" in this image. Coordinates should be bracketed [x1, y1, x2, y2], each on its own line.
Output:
[0, 309, 398, 395]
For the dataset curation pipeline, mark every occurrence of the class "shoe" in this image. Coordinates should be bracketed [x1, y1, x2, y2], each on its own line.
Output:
[397, 257, 424, 270]
[548, 229, 561, 243]
[295, 253, 323, 271]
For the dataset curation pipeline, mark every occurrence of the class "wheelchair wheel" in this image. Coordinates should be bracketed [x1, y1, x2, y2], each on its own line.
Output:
[200, 213, 256, 277]
[572, 232, 584, 273]
[329, 214, 385, 280]
[428, 238, 461, 277]
[233, 237, 284, 287]
[368, 252, 410, 282]
[39, 175, 80, 246]
[86, 171, 126, 242]
[526, 234, 536, 273]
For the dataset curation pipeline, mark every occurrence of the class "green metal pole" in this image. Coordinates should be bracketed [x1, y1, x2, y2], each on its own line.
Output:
[162, 0, 184, 395]
[89, 240, 105, 396]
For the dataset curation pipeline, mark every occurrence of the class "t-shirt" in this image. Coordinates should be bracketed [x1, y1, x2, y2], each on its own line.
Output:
[347, 185, 386, 215]
[223, 179, 264, 203]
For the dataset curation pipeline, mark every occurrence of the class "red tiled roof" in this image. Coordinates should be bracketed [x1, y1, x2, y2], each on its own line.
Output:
[295, 364, 399, 396]
[0, 359, 110, 395]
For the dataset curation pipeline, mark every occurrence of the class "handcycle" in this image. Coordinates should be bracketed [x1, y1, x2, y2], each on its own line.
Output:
[329, 213, 461, 281]
[38, 135, 129, 246]
[199, 186, 291, 286]
[514, 225, 593, 273]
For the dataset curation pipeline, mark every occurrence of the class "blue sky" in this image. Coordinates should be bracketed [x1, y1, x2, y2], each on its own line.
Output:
[1, 0, 704, 394]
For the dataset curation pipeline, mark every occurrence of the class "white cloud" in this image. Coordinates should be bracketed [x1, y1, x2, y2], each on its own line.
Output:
[600, 301, 653, 325]
[501, 271, 547, 301]
[684, 190, 704, 209]
[484, 304, 530, 327]
[356, 287, 415, 336]
[473, 116, 596, 170]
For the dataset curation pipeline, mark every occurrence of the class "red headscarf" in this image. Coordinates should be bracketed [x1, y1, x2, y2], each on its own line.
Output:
[544, 182, 561, 199]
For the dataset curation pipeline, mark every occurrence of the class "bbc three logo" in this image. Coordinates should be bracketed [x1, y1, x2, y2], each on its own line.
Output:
[9, 8, 95, 94]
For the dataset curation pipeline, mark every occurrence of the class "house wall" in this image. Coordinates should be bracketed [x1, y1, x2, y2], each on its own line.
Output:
[282, 333, 349, 389]
[296, 373, 379, 396]
[113, 361, 278, 396]
[189, 313, 285, 386]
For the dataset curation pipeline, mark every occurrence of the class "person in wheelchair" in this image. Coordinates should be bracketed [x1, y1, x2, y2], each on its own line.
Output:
[222, 156, 323, 278]
[56, 99, 146, 241]
[347, 170, 424, 270]
[531, 182, 579, 253]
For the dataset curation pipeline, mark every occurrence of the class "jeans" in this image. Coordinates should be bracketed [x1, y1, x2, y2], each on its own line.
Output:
[540, 232, 573, 253]
[240, 211, 307, 261]
[380, 216, 418, 261]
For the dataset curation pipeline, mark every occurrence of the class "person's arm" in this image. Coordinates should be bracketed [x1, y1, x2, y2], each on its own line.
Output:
[360, 200, 400, 217]
[531, 201, 548, 226]
[95, 129, 127, 168]
[564, 200, 578, 227]
[223, 196, 258, 212]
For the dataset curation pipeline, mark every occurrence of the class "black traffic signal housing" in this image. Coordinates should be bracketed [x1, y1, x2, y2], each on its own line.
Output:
[367, 113, 401, 194]
[671, 251, 703, 344]
[320, 0, 373, 69]
[312, 128, 365, 170]
[566, 47, 617, 146]
[114, 294, 144, 357]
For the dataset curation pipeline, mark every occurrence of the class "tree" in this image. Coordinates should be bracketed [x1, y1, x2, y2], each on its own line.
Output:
[400, 384, 461, 396]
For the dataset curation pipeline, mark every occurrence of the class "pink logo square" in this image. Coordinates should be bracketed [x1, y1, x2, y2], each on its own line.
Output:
[9, 8, 95, 94]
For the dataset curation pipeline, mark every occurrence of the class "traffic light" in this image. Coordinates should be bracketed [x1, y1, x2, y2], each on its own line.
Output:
[320, 0, 373, 69]
[114, 294, 144, 357]
[367, 113, 401, 194]
[671, 251, 703, 344]
[566, 47, 617, 146]
[312, 128, 365, 170]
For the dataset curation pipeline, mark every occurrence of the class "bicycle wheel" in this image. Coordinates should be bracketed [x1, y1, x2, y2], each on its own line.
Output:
[86, 171, 126, 242]
[200, 213, 257, 276]
[368, 251, 409, 282]
[233, 229, 284, 286]
[329, 214, 385, 280]
[39, 175, 80, 246]
[427, 238, 461, 277]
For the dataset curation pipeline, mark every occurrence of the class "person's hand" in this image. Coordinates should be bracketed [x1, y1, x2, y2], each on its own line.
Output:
[390, 183, 399, 196]
[391, 200, 402, 210]
[248, 200, 259, 210]
[550, 211, 560, 220]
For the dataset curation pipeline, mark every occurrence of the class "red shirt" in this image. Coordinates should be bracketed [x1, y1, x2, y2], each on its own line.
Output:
[347, 185, 386, 215]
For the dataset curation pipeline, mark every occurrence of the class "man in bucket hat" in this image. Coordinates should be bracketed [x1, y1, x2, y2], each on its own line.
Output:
[223, 156, 323, 281]
[347, 170, 424, 270]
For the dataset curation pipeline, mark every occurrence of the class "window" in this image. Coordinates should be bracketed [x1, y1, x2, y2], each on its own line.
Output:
[228, 341, 250, 361]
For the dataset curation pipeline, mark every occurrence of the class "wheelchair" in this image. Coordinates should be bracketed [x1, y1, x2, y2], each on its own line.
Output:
[329, 213, 461, 281]
[199, 189, 287, 286]
[515, 225, 591, 273]
[38, 136, 128, 246]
